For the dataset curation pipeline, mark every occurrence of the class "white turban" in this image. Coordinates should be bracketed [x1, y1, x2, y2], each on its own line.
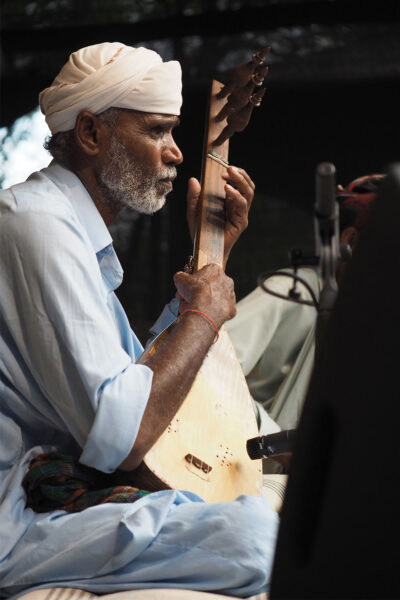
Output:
[39, 42, 182, 134]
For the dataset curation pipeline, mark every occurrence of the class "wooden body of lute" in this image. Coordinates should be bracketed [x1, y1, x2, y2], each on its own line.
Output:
[135, 54, 269, 502]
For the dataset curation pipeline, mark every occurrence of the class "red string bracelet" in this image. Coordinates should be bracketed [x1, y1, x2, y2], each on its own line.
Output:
[181, 309, 219, 343]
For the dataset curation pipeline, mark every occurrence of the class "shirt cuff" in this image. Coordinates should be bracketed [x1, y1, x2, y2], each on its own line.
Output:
[79, 363, 153, 473]
[146, 298, 180, 347]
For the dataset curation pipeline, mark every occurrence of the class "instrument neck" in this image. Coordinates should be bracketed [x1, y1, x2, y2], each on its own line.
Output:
[193, 80, 230, 272]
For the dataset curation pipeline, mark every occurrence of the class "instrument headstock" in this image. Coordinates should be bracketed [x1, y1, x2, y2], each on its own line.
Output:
[212, 46, 270, 146]
[194, 45, 271, 272]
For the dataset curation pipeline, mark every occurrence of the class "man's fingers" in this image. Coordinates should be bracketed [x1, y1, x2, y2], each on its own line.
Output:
[222, 165, 255, 190]
[222, 166, 254, 205]
[173, 264, 236, 324]
[230, 166, 255, 191]
[174, 271, 196, 310]
[186, 177, 201, 240]
[187, 177, 201, 200]
[224, 188, 249, 231]
[173, 270, 191, 289]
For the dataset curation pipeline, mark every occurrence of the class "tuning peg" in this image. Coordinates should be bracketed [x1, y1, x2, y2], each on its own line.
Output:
[250, 86, 266, 106]
[217, 74, 246, 100]
[252, 46, 271, 65]
[213, 87, 266, 146]
[215, 80, 256, 122]
[228, 90, 265, 131]
[252, 65, 268, 86]
[217, 46, 271, 99]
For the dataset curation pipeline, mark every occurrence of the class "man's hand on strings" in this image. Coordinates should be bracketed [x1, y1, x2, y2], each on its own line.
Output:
[186, 165, 255, 268]
[221, 165, 255, 265]
[174, 263, 236, 329]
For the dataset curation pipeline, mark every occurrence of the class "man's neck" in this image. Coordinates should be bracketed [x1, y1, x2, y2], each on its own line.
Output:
[72, 165, 121, 226]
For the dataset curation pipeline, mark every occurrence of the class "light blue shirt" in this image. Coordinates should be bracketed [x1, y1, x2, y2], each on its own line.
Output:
[0, 163, 278, 598]
[0, 162, 154, 474]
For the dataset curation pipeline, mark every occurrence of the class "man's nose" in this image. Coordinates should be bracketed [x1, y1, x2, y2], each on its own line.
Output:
[163, 139, 183, 165]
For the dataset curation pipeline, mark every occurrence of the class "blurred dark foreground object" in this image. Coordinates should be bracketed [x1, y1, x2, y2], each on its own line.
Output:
[270, 164, 400, 599]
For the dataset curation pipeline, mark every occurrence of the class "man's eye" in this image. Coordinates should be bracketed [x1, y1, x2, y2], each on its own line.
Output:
[152, 126, 165, 137]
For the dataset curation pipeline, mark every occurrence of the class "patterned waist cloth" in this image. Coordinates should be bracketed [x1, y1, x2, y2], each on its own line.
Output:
[22, 451, 151, 513]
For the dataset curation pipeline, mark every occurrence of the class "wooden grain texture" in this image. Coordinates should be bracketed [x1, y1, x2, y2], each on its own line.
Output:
[194, 80, 229, 271]
[138, 326, 262, 501]
[136, 78, 262, 502]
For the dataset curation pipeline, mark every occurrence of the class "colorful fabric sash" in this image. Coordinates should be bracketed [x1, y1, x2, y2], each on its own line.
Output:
[23, 451, 151, 513]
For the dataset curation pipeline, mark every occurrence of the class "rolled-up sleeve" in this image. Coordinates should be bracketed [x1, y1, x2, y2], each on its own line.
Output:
[0, 208, 152, 473]
[147, 297, 180, 347]
[80, 362, 152, 471]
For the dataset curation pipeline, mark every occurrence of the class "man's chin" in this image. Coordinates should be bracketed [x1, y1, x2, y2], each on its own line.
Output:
[130, 194, 166, 215]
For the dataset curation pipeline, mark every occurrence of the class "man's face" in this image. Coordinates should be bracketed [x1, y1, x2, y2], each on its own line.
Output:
[98, 110, 182, 214]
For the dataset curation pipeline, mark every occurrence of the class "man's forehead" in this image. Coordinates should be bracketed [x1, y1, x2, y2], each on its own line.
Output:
[141, 112, 180, 126]
[118, 109, 180, 127]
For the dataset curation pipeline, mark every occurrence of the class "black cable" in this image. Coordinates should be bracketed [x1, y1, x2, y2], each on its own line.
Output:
[257, 270, 319, 308]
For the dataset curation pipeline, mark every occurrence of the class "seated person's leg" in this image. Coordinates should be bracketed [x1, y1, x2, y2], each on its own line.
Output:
[2, 481, 278, 599]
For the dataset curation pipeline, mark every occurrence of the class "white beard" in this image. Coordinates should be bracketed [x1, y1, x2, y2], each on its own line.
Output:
[98, 135, 177, 215]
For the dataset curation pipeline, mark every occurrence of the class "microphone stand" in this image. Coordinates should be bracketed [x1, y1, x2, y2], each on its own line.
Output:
[313, 162, 340, 356]
[248, 163, 340, 462]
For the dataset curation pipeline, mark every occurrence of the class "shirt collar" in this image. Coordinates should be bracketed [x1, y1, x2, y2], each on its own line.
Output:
[41, 160, 113, 254]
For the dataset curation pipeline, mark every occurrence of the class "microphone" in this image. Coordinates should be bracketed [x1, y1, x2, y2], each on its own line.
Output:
[315, 161, 336, 218]
[314, 162, 340, 271]
[314, 162, 340, 350]
[247, 429, 296, 460]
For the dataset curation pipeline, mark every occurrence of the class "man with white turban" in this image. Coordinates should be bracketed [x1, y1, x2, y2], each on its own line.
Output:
[0, 43, 278, 598]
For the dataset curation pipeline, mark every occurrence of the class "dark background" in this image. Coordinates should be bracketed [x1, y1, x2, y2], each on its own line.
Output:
[2, 0, 400, 343]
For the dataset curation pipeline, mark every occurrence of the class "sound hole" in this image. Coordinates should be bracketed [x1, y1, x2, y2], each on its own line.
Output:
[184, 453, 212, 474]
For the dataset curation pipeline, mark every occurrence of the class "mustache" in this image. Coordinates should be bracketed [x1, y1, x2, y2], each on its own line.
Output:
[157, 167, 177, 181]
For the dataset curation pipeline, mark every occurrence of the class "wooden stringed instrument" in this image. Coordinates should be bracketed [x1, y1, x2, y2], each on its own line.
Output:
[135, 48, 270, 502]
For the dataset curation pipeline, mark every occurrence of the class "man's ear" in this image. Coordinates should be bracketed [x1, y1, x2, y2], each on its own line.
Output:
[340, 226, 359, 250]
[74, 110, 106, 156]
